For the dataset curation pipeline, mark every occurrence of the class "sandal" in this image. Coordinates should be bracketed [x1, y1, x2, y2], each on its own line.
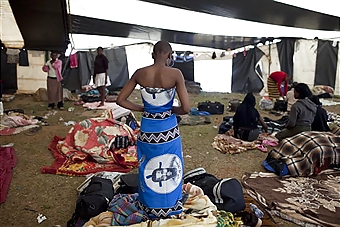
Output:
[256, 144, 268, 153]
[262, 139, 278, 147]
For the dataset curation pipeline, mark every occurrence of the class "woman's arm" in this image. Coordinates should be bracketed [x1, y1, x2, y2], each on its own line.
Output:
[286, 105, 298, 128]
[116, 70, 144, 112]
[172, 70, 190, 115]
[259, 116, 268, 133]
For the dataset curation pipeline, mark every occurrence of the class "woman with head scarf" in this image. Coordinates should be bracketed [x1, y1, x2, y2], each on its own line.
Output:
[310, 95, 330, 132]
[233, 93, 268, 141]
[42, 51, 63, 110]
[275, 83, 317, 141]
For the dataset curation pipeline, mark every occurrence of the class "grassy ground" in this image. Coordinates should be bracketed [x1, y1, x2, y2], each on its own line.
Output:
[1, 92, 339, 227]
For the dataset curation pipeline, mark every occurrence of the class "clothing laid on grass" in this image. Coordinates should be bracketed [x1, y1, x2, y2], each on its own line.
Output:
[275, 98, 317, 141]
[137, 87, 183, 218]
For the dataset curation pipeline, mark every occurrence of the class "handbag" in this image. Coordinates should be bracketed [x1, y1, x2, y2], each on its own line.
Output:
[274, 100, 287, 112]
[197, 101, 224, 115]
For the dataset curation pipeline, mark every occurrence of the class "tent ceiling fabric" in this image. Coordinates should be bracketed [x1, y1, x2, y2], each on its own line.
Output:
[138, 0, 340, 31]
[70, 15, 263, 50]
[8, 0, 69, 51]
[0, 0, 24, 48]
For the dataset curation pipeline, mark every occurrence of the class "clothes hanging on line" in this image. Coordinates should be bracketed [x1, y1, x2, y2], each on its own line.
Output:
[6, 49, 20, 64]
[19, 49, 29, 66]
[70, 53, 78, 68]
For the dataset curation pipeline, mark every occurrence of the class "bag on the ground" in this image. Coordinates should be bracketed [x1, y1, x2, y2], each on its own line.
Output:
[211, 178, 245, 213]
[183, 168, 245, 213]
[115, 173, 139, 194]
[197, 101, 224, 115]
[273, 100, 287, 112]
[67, 176, 114, 227]
[263, 154, 290, 179]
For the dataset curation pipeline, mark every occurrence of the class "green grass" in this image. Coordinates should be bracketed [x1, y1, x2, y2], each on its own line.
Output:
[2, 91, 332, 226]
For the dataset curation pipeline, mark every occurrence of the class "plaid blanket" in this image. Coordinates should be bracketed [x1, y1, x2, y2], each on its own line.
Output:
[269, 131, 340, 176]
[109, 193, 148, 226]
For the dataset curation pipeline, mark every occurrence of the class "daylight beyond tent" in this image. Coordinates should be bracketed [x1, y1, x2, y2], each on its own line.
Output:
[5, 0, 340, 51]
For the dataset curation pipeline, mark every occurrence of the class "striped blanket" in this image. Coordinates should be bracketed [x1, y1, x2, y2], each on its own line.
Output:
[268, 131, 340, 176]
[267, 77, 280, 100]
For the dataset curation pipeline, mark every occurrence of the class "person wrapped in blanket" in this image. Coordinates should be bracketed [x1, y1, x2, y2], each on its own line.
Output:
[233, 93, 268, 142]
[275, 83, 317, 141]
[310, 95, 331, 132]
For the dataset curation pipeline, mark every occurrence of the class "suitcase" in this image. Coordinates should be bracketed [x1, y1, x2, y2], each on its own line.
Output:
[197, 101, 224, 115]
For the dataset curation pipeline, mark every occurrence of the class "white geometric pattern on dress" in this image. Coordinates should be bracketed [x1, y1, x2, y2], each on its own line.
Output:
[138, 126, 180, 144]
[138, 200, 182, 218]
[143, 110, 173, 119]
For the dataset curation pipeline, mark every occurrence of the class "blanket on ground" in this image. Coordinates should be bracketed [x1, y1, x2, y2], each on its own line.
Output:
[41, 118, 138, 176]
[242, 170, 340, 227]
[0, 113, 40, 136]
[268, 131, 340, 176]
[212, 132, 278, 154]
[84, 183, 221, 227]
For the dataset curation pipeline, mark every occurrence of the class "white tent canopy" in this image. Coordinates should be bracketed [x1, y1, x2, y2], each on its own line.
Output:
[68, 0, 340, 40]
[0, 0, 24, 48]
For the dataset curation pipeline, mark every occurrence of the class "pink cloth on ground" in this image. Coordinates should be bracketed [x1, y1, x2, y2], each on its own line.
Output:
[0, 147, 17, 203]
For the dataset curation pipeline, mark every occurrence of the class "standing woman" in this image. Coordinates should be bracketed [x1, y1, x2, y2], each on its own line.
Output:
[116, 41, 190, 219]
[42, 52, 64, 110]
[267, 71, 290, 101]
[94, 47, 109, 107]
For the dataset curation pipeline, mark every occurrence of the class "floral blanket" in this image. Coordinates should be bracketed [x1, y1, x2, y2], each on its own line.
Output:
[42, 117, 139, 176]
[242, 170, 340, 227]
[59, 118, 138, 164]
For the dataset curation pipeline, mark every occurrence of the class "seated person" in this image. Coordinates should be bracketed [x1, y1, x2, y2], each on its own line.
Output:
[275, 83, 317, 141]
[310, 95, 330, 132]
[286, 82, 298, 112]
[233, 93, 268, 141]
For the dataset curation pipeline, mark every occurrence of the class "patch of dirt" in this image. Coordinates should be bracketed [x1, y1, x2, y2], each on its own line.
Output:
[1, 92, 338, 227]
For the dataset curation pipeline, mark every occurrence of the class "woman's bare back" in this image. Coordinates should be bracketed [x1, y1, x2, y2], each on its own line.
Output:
[135, 65, 180, 89]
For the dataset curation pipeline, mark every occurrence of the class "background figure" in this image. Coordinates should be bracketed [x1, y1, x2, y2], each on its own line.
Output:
[233, 93, 268, 141]
[286, 82, 298, 112]
[116, 41, 190, 218]
[42, 52, 63, 110]
[94, 47, 109, 107]
[275, 83, 317, 141]
[310, 95, 330, 132]
[267, 71, 289, 101]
